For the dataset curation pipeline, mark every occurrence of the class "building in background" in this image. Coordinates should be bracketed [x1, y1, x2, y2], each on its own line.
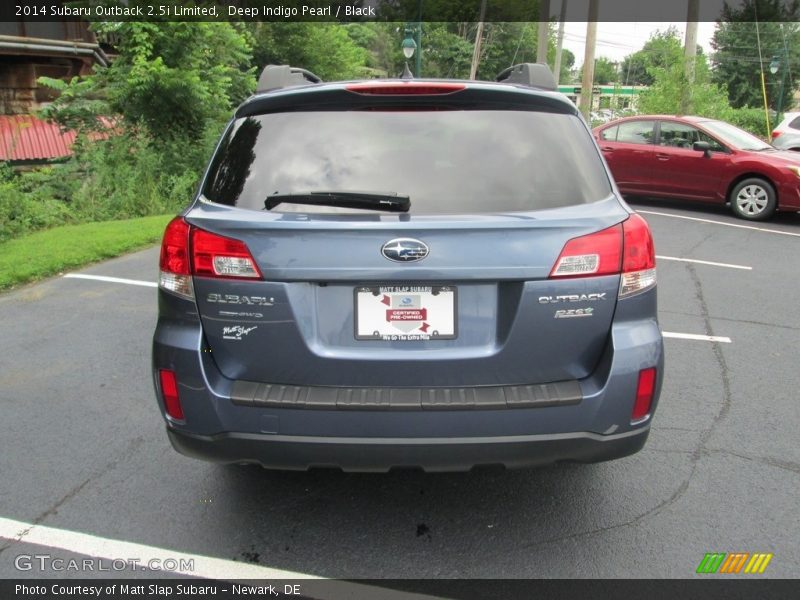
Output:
[0, 20, 109, 165]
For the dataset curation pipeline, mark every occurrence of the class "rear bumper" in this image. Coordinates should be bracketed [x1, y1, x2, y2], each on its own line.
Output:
[167, 426, 650, 472]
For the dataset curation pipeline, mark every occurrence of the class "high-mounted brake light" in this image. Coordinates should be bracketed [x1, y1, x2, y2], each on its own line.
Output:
[345, 82, 466, 95]
[191, 228, 262, 280]
[549, 224, 622, 278]
[159, 217, 193, 299]
[632, 367, 657, 422]
[549, 214, 656, 298]
[159, 369, 184, 421]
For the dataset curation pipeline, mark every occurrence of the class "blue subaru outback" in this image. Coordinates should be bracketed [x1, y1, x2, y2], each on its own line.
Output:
[153, 64, 663, 471]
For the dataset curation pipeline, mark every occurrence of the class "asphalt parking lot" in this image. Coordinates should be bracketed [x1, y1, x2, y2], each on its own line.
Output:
[1, 199, 798, 581]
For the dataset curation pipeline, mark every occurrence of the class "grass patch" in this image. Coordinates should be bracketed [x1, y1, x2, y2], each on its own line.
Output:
[0, 215, 172, 290]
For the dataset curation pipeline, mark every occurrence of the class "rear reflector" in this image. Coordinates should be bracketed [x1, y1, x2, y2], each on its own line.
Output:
[549, 224, 622, 278]
[632, 367, 657, 422]
[159, 369, 184, 421]
[345, 82, 466, 95]
[159, 217, 193, 299]
[191, 228, 262, 280]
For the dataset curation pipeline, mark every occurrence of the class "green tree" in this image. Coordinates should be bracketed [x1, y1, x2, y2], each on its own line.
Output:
[41, 20, 255, 143]
[592, 57, 618, 84]
[710, 0, 800, 110]
[250, 23, 369, 81]
[619, 27, 686, 86]
[637, 33, 730, 119]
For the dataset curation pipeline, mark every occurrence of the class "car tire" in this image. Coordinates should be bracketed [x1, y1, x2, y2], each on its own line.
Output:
[729, 178, 777, 221]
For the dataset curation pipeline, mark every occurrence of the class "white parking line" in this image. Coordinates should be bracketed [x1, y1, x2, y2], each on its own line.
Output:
[63, 274, 157, 288]
[662, 332, 732, 343]
[0, 516, 442, 598]
[638, 210, 800, 237]
[0, 516, 308, 579]
[656, 256, 752, 270]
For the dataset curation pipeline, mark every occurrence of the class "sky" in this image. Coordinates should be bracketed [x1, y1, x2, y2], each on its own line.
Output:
[561, 22, 718, 65]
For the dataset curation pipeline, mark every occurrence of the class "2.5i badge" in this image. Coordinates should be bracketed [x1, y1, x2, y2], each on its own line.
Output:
[554, 308, 594, 319]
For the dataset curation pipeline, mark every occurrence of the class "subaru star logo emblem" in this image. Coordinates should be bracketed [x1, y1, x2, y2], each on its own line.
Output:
[381, 238, 429, 262]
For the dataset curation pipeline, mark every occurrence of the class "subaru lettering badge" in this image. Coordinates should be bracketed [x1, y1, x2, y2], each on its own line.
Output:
[381, 238, 429, 263]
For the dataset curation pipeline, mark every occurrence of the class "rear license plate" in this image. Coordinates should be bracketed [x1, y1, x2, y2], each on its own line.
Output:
[355, 285, 457, 341]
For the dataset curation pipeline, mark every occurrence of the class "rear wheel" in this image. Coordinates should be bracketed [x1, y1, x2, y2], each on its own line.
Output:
[729, 178, 776, 221]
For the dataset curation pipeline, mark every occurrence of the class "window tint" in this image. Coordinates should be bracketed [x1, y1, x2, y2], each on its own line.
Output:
[204, 110, 611, 214]
[658, 121, 725, 152]
[788, 116, 800, 130]
[605, 120, 655, 145]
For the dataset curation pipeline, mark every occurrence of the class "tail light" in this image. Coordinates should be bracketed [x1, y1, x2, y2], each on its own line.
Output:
[549, 224, 622, 278]
[632, 367, 657, 422]
[191, 228, 262, 280]
[619, 214, 656, 298]
[158, 218, 261, 300]
[549, 214, 656, 298]
[159, 217, 193, 299]
[772, 130, 782, 139]
[159, 369, 184, 421]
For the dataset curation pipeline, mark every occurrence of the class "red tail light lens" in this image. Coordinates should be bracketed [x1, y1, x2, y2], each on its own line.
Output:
[549, 224, 622, 278]
[159, 217, 193, 299]
[549, 214, 656, 298]
[160, 217, 190, 275]
[345, 82, 466, 95]
[620, 214, 656, 298]
[159, 369, 184, 420]
[772, 131, 782, 139]
[632, 367, 657, 422]
[191, 228, 262, 280]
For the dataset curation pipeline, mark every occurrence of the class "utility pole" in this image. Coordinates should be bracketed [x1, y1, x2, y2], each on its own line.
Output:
[553, 0, 568, 85]
[680, 0, 700, 115]
[579, 0, 598, 120]
[469, 0, 487, 80]
[537, 0, 550, 64]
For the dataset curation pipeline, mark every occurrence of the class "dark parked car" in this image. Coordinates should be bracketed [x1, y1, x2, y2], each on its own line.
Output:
[594, 115, 800, 220]
[152, 64, 663, 472]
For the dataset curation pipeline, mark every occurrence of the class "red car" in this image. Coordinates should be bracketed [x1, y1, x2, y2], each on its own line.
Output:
[593, 115, 800, 220]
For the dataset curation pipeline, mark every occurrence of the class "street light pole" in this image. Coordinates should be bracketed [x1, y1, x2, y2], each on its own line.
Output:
[770, 49, 788, 123]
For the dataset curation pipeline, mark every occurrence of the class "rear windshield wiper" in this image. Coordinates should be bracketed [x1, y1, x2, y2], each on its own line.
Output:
[265, 191, 410, 212]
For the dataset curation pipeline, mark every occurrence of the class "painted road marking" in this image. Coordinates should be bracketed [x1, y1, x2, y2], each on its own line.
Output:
[638, 210, 800, 238]
[656, 256, 752, 270]
[63, 274, 157, 288]
[0, 516, 441, 599]
[663, 332, 732, 343]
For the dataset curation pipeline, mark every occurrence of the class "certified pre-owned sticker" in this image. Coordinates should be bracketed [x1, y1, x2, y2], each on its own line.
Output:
[222, 325, 258, 340]
[554, 308, 594, 319]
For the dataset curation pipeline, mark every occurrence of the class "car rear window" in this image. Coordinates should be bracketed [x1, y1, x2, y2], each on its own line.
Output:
[203, 110, 611, 214]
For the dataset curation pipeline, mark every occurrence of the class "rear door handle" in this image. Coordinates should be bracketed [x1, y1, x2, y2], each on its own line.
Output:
[601, 146, 614, 152]
[656, 153, 670, 161]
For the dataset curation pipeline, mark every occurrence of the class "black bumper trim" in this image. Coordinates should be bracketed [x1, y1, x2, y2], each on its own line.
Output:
[167, 426, 649, 472]
[230, 379, 582, 410]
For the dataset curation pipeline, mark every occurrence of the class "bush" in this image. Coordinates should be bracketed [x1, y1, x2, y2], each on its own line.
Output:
[720, 107, 771, 139]
[0, 177, 74, 242]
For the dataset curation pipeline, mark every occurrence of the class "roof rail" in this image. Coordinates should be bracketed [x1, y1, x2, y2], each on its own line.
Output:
[256, 65, 322, 93]
[496, 63, 556, 91]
